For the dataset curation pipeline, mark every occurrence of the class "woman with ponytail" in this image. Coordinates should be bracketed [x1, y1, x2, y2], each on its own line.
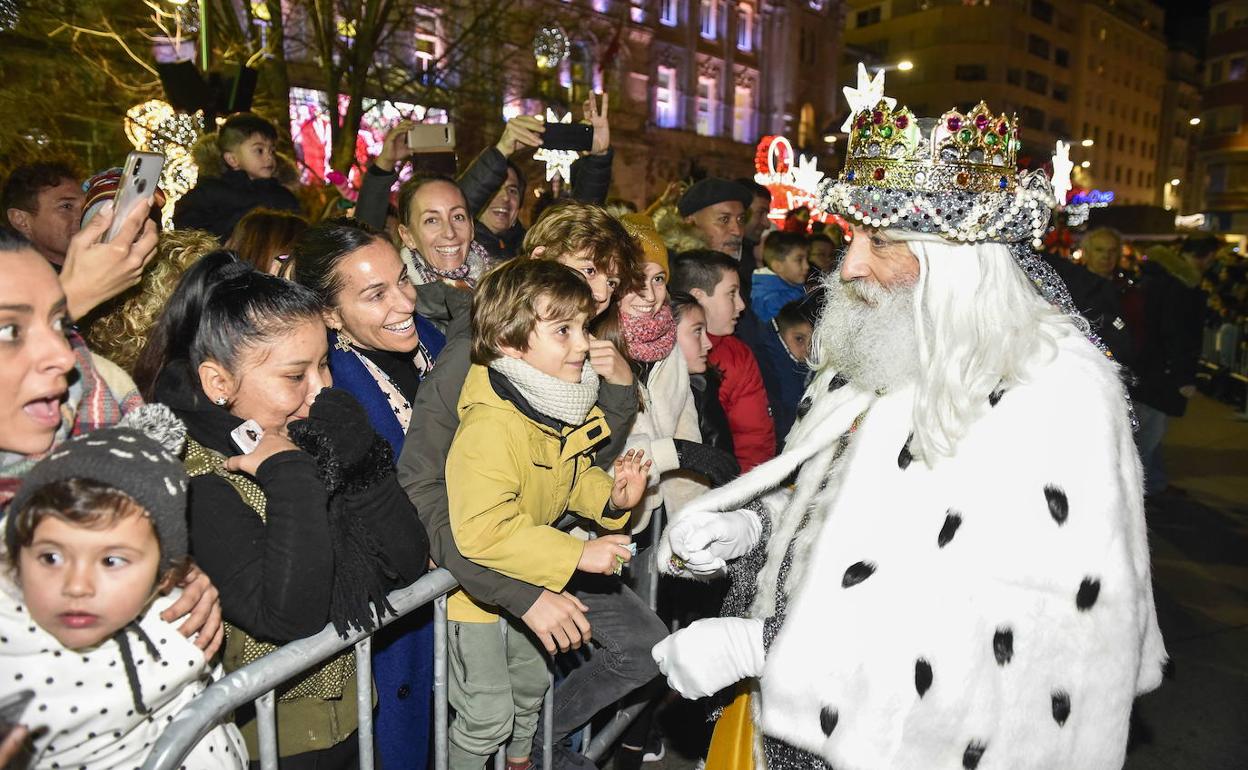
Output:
[140, 252, 429, 768]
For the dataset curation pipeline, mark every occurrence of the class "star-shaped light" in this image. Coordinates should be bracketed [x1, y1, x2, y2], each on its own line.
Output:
[1050, 140, 1073, 208]
[840, 63, 896, 132]
[534, 108, 579, 182]
[791, 154, 825, 193]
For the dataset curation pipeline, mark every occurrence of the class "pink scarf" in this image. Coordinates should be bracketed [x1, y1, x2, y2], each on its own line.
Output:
[620, 304, 677, 363]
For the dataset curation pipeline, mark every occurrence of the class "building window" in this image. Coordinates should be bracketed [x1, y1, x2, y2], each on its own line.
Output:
[1054, 47, 1069, 67]
[1210, 60, 1224, 84]
[1025, 70, 1048, 94]
[737, 4, 753, 51]
[855, 6, 881, 27]
[655, 65, 678, 128]
[733, 83, 754, 143]
[1114, 166, 1122, 183]
[660, 0, 678, 26]
[1126, 168, 1133, 185]
[412, 8, 442, 85]
[799, 26, 816, 65]
[1231, 57, 1246, 81]
[700, 0, 717, 39]
[1027, 34, 1050, 59]
[1020, 106, 1045, 131]
[1214, 10, 1228, 33]
[1006, 68, 1022, 86]
[696, 75, 718, 136]
[955, 64, 988, 81]
[1030, 0, 1053, 23]
[1052, 84, 1069, 102]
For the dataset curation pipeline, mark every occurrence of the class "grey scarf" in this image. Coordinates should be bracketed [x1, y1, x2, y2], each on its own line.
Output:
[488, 356, 600, 425]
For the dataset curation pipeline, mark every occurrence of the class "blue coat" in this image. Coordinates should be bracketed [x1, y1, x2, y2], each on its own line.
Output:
[328, 317, 444, 770]
[750, 269, 806, 324]
[750, 322, 809, 447]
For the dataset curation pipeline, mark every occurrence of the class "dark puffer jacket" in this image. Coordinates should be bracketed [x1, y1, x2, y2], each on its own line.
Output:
[173, 169, 301, 241]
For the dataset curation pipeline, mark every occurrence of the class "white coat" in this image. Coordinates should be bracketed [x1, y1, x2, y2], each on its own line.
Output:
[0, 578, 247, 769]
[621, 346, 707, 533]
[666, 333, 1167, 770]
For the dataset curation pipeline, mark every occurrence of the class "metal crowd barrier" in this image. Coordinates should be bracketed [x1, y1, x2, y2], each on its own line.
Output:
[1202, 321, 1248, 379]
[141, 537, 663, 770]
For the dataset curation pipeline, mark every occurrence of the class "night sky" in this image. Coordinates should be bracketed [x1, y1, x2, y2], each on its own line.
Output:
[1162, 0, 1211, 53]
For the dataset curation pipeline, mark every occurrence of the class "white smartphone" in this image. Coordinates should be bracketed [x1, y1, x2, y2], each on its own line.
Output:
[407, 123, 456, 153]
[106, 151, 164, 242]
[230, 419, 264, 455]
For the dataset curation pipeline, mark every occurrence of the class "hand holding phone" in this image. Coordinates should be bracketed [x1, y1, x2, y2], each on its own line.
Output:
[107, 152, 164, 243]
[541, 122, 594, 152]
[406, 124, 456, 153]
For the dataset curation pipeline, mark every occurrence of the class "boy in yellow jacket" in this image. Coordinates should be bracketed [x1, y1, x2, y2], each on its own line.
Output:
[446, 259, 650, 770]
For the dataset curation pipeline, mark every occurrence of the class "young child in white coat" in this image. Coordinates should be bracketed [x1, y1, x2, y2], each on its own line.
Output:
[0, 405, 245, 770]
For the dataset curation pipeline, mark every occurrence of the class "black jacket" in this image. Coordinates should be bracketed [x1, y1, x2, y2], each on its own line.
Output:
[155, 363, 427, 642]
[690, 371, 735, 457]
[1127, 257, 1207, 416]
[1042, 254, 1136, 374]
[173, 169, 301, 241]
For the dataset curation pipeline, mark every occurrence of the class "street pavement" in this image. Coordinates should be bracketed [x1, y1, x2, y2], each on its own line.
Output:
[642, 393, 1248, 770]
[1125, 393, 1248, 769]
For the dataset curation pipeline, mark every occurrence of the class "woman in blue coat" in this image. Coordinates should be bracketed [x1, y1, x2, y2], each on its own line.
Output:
[292, 218, 446, 770]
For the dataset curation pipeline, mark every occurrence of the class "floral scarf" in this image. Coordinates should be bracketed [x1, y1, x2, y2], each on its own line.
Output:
[404, 240, 492, 291]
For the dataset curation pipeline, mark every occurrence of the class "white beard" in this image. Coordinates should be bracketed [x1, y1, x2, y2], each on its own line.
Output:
[815, 276, 922, 391]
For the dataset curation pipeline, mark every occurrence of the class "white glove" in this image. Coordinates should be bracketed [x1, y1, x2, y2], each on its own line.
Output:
[657, 508, 762, 577]
[652, 617, 765, 699]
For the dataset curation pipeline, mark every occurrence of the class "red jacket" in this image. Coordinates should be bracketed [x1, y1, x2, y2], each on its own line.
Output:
[708, 333, 776, 472]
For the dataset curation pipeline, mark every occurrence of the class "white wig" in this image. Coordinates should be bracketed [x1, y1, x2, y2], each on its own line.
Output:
[903, 232, 1083, 460]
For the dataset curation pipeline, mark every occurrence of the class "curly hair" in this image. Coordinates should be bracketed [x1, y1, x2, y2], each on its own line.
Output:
[84, 229, 220, 373]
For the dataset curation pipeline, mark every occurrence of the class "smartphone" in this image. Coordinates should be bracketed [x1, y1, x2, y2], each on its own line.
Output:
[106, 151, 164, 242]
[230, 419, 264, 455]
[407, 124, 456, 153]
[542, 122, 593, 152]
[0, 689, 34, 741]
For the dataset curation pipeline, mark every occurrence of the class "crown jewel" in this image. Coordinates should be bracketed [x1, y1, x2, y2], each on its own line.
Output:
[824, 66, 1056, 247]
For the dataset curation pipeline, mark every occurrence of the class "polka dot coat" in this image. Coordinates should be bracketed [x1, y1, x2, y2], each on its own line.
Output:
[0, 579, 247, 769]
[672, 334, 1167, 769]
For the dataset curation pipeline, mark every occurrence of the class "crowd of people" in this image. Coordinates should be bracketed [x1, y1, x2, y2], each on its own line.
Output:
[0, 75, 1175, 770]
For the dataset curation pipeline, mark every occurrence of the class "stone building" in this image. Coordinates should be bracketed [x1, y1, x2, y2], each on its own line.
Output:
[1197, 0, 1248, 241]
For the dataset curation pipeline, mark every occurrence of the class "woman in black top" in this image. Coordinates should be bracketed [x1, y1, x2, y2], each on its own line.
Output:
[137, 251, 428, 768]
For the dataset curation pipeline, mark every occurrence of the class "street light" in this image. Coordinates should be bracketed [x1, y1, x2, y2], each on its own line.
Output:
[1080, 161, 1091, 168]
[1080, 138, 1094, 147]
[823, 134, 838, 143]
[1189, 117, 1201, 126]
[1170, 178, 1181, 186]
[897, 60, 914, 72]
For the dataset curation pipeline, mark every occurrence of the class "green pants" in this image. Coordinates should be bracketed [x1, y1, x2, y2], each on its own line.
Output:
[448, 619, 550, 770]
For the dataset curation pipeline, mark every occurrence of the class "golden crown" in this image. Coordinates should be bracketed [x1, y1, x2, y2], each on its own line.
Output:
[841, 100, 1021, 195]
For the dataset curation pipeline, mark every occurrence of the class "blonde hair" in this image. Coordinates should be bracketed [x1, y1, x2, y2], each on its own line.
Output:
[84, 229, 219, 373]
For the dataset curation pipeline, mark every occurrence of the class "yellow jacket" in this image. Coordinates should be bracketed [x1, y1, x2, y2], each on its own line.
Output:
[446, 364, 626, 622]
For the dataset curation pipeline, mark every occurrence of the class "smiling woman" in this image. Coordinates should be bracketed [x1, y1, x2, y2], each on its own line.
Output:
[396, 175, 493, 290]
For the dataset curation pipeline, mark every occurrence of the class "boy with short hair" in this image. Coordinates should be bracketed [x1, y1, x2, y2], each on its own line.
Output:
[751, 231, 810, 323]
[444, 259, 650, 770]
[671, 250, 776, 472]
[755, 299, 815, 445]
[174, 112, 300, 241]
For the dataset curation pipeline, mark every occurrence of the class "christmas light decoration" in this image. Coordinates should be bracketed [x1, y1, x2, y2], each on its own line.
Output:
[124, 99, 204, 225]
[0, 0, 21, 32]
[1050, 140, 1073, 208]
[753, 135, 831, 227]
[533, 25, 570, 69]
[533, 109, 578, 182]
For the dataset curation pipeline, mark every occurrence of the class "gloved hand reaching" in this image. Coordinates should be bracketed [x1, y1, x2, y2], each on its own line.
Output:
[657, 507, 762, 577]
[673, 438, 740, 487]
[652, 617, 765, 699]
[288, 387, 378, 470]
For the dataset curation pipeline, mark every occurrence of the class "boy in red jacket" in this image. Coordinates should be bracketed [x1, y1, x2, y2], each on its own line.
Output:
[671, 250, 776, 471]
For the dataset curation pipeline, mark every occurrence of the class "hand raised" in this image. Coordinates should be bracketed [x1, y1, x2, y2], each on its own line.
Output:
[611, 449, 651, 510]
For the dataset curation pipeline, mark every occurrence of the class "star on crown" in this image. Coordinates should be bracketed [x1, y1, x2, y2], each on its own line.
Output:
[841, 63, 896, 133]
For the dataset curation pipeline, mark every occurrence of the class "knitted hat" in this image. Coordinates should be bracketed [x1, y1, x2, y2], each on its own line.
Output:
[677, 177, 753, 218]
[80, 168, 123, 227]
[7, 404, 189, 572]
[620, 214, 669, 274]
